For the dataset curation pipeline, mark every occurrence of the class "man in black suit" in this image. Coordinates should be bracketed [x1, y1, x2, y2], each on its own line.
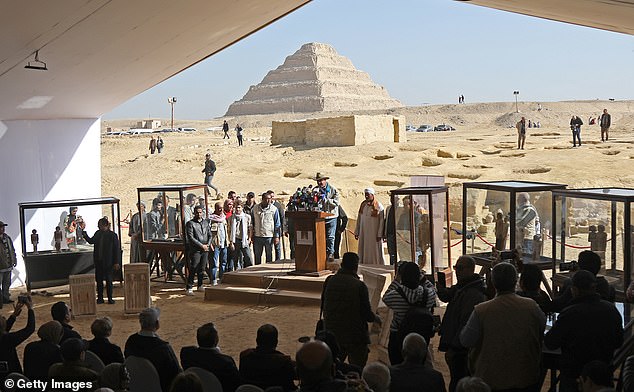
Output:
[83, 217, 121, 304]
[239, 324, 296, 391]
[180, 322, 241, 392]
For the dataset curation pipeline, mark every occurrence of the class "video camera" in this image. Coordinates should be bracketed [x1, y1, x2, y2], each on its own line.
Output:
[559, 260, 578, 272]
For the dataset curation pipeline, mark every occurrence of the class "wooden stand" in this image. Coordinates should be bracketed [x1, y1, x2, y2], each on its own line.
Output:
[124, 263, 151, 314]
[286, 211, 332, 276]
[69, 274, 96, 316]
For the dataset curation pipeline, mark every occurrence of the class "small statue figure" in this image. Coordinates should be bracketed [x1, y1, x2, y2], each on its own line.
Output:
[494, 209, 509, 250]
[590, 224, 608, 271]
[31, 229, 39, 253]
[54, 226, 63, 252]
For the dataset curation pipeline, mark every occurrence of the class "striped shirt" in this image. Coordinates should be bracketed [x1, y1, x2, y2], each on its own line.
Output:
[382, 280, 437, 332]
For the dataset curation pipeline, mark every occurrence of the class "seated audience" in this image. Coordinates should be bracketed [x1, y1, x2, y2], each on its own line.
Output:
[579, 361, 614, 392]
[545, 270, 623, 392]
[49, 338, 100, 386]
[389, 333, 445, 392]
[180, 322, 241, 392]
[100, 363, 130, 392]
[23, 320, 63, 381]
[548, 250, 615, 312]
[124, 307, 181, 392]
[382, 261, 436, 365]
[362, 362, 390, 392]
[51, 301, 82, 343]
[314, 329, 360, 376]
[455, 377, 491, 392]
[517, 264, 551, 310]
[169, 372, 203, 392]
[88, 317, 124, 365]
[0, 296, 35, 380]
[296, 340, 369, 392]
[460, 262, 545, 392]
[240, 324, 297, 391]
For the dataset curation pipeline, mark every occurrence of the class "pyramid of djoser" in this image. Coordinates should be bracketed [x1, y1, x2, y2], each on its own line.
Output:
[225, 42, 403, 116]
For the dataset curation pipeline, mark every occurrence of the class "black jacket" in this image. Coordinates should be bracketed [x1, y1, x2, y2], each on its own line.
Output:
[186, 218, 212, 251]
[239, 347, 297, 391]
[390, 361, 446, 392]
[0, 309, 35, 377]
[83, 229, 120, 268]
[323, 270, 377, 345]
[544, 294, 623, 377]
[124, 333, 182, 392]
[437, 274, 486, 352]
[547, 275, 615, 313]
[23, 339, 62, 381]
[88, 337, 124, 366]
[181, 346, 241, 392]
[59, 322, 81, 344]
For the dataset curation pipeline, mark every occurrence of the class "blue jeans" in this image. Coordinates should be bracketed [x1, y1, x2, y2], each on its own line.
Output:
[204, 174, 219, 195]
[325, 218, 337, 257]
[253, 237, 273, 265]
[211, 247, 227, 281]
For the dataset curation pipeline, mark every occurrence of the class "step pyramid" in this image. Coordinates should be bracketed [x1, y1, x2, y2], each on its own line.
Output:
[225, 42, 402, 116]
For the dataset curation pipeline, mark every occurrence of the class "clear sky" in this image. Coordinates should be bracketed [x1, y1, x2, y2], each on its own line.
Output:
[104, 0, 634, 120]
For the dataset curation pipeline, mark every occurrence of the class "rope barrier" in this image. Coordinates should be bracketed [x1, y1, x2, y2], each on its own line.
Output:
[546, 233, 605, 249]
[475, 233, 494, 247]
[444, 238, 463, 248]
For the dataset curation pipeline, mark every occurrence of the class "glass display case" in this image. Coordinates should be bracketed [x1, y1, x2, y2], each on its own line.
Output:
[551, 188, 634, 299]
[387, 187, 451, 275]
[18, 197, 121, 290]
[136, 184, 210, 281]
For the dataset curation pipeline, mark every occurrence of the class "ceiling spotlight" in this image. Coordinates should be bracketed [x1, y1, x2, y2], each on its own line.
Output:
[24, 50, 47, 71]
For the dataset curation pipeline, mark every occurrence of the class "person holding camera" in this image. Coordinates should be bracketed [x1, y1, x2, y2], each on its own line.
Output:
[0, 294, 35, 380]
[0, 221, 17, 307]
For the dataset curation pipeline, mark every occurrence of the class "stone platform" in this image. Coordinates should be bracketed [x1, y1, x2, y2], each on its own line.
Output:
[203, 261, 395, 308]
[204, 261, 332, 306]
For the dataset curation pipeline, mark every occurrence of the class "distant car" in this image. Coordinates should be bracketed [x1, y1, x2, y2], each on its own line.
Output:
[416, 124, 434, 132]
[178, 127, 197, 132]
[406, 125, 418, 132]
[434, 124, 455, 132]
[206, 126, 222, 132]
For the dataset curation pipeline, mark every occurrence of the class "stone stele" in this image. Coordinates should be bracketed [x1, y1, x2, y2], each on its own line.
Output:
[225, 42, 403, 116]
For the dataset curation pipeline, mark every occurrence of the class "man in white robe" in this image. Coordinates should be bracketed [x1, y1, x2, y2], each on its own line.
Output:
[355, 188, 385, 265]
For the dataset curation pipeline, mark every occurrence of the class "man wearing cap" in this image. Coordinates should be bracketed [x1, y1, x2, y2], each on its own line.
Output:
[125, 307, 182, 392]
[0, 220, 17, 306]
[545, 270, 623, 392]
[315, 172, 340, 261]
[355, 188, 385, 265]
[202, 153, 219, 198]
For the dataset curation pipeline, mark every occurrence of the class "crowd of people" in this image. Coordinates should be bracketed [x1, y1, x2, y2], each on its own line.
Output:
[0, 247, 628, 392]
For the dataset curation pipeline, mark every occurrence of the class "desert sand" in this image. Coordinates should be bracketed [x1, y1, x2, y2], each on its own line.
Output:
[6, 100, 632, 385]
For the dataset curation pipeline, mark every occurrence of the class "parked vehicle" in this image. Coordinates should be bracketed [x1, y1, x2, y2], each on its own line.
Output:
[178, 127, 197, 132]
[434, 124, 455, 132]
[406, 125, 418, 132]
[416, 124, 434, 132]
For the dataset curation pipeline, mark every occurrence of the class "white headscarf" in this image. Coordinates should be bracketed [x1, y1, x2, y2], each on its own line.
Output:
[364, 187, 375, 195]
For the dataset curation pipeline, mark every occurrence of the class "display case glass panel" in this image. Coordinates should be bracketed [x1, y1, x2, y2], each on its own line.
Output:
[552, 188, 634, 298]
[389, 187, 450, 273]
[462, 181, 565, 261]
[18, 197, 121, 289]
[137, 185, 209, 244]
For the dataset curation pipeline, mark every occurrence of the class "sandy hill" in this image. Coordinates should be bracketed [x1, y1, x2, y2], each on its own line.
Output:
[103, 100, 634, 219]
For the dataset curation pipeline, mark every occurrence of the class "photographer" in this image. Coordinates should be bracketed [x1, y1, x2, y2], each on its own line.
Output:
[546, 250, 615, 313]
[0, 294, 35, 380]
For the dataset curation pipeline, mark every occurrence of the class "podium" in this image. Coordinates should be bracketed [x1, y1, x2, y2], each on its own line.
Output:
[286, 211, 333, 276]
